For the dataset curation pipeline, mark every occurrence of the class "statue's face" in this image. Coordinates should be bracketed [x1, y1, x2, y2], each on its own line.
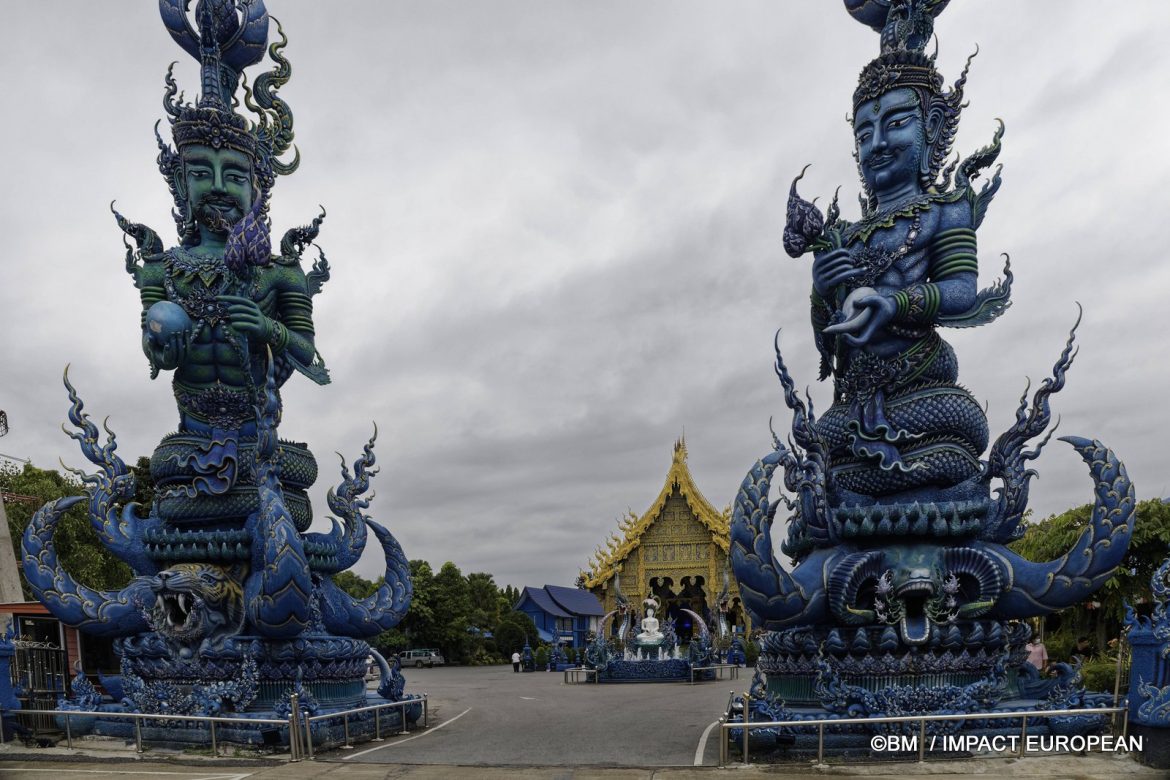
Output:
[181, 145, 255, 236]
[853, 87, 925, 198]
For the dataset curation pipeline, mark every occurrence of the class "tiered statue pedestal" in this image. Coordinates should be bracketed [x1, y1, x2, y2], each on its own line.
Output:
[732, 621, 1113, 758]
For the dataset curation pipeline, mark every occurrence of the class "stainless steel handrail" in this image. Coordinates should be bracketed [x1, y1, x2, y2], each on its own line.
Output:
[718, 705, 1128, 767]
[562, 667, 597, 684]
[298, 695, 427, 760]
[0, 707, 291, 725]
[1, 695, 427, 761]
[689, 663, 742, 684]
[0, 706, 291, 758]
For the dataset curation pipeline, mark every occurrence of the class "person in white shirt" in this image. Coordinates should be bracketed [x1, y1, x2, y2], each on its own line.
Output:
[1025, 639, 1048, 673]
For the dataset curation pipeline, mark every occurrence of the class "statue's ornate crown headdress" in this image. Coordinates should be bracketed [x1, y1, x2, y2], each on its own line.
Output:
[851, 0, 951, 110]
[845, 0, 975, 197]
[155, 0, 300, 237]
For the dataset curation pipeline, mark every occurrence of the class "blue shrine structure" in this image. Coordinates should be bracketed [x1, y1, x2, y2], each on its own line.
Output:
[1125, 553, 1170, 769]
[513, 586, 603, 649]
[727, 0, 1136, 757]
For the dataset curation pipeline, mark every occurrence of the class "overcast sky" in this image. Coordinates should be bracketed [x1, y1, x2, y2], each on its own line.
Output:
[2, 2, 1168, 591]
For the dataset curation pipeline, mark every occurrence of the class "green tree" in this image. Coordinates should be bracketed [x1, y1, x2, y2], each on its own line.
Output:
[495, 610, 539, 657]
[0, 461, 132, 597]
[1011, 498, 1170, 620]
[1010, 498, 1170, 650]
[400, 559, 436, 648]
[130, 456, 156, 509]
[500, 584, 520, 611]
[333, 570, 379, 599]
[467, 571, 501, 630]
[370, 628, 411, 657]
[431, 561, 473, 662]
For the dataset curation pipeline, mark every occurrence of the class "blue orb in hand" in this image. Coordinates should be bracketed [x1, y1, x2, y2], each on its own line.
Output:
[145, 301, 193, 348]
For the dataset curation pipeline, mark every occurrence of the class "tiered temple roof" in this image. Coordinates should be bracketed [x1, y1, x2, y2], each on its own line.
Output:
[580, 437, 730, 590]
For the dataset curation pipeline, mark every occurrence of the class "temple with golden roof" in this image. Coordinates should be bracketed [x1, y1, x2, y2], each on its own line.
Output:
[579, 438, 751, 640]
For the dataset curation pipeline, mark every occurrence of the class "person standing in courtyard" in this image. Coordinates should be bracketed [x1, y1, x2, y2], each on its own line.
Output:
[512, 650, 521, 673]
[1025, 637, 1048, 673]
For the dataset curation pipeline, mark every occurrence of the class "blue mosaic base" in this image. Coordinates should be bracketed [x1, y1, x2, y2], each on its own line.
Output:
[599, 659, 690, 682]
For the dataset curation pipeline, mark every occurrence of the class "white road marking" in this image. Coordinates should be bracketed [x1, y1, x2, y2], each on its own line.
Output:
[341, 707, 472, 760]
[519, 696, 536, 700]
[694, 719, 720, 766]
[0, 772, 251, 779]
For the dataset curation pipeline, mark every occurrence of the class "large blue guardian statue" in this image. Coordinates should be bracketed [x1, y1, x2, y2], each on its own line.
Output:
[730, 0, 1135, 751]
[21, 0, 415, 746]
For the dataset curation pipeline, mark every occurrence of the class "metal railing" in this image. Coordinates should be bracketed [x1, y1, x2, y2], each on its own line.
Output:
[689, 663, 741, 684]
[562, 664, 743, 685]
[0, 706, 295, 759]
[717, 705, 1128, 767]
[562, 667, 598, 684]
[723, 689, 739, 719]
[299, 695, 427, 760]
[0, 691, 428, 762]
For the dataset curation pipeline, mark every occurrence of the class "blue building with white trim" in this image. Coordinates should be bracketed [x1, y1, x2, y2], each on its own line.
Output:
[513, 585, 604, 648]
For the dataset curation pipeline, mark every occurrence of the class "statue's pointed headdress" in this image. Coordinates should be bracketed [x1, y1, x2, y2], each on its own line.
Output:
[156, 0, 299, 236]
[846, 0, 974, 196]
[852, 1, 943, 108]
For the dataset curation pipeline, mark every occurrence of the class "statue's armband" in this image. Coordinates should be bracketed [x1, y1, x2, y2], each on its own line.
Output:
[928, 226, 978, 282]
[273, 286, 330, 385]
[140, 285, 167, 328]
[891, 283, 941, 325]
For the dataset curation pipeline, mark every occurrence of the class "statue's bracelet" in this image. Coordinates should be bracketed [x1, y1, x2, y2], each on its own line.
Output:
[267, 321, 290, 352]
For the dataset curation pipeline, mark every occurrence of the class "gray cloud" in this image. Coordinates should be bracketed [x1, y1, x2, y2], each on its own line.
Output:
[2, 1, 1168, 589]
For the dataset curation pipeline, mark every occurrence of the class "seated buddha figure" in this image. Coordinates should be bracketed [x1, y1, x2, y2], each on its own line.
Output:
[636, 596, 664, 643]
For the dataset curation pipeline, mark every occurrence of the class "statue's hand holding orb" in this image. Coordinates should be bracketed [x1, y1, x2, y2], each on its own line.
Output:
[144, 300, 193, 371]
[823, 286, 896, 346]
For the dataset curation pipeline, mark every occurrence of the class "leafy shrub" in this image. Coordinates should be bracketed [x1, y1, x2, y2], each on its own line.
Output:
[468, 648, 503, 666]
[1080, 659, 1127, 695]
[745, 638, 760, 667]
[1043, 632, 1077, 665]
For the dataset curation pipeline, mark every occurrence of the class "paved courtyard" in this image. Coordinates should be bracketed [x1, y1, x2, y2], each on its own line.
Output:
[331, 664, 740, 766]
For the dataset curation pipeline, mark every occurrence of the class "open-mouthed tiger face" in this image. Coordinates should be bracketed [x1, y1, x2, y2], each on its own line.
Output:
[149, 563, 245, 648]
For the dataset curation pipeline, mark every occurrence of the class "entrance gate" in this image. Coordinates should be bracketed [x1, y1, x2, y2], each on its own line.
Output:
[9, 639, 68, 739]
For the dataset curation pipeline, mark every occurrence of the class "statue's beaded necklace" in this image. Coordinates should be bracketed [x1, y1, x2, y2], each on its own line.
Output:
[847, 188, 956, 242]
[163, 246, 258, 394]
[846, 210, 922, 290]
[164, 247, 237, 326]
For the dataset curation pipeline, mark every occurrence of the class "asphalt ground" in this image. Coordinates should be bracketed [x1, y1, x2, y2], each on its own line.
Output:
[332, 663, 741, 766]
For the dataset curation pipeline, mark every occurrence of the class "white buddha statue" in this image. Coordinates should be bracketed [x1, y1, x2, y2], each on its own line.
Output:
[636, 596, 664, 643]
